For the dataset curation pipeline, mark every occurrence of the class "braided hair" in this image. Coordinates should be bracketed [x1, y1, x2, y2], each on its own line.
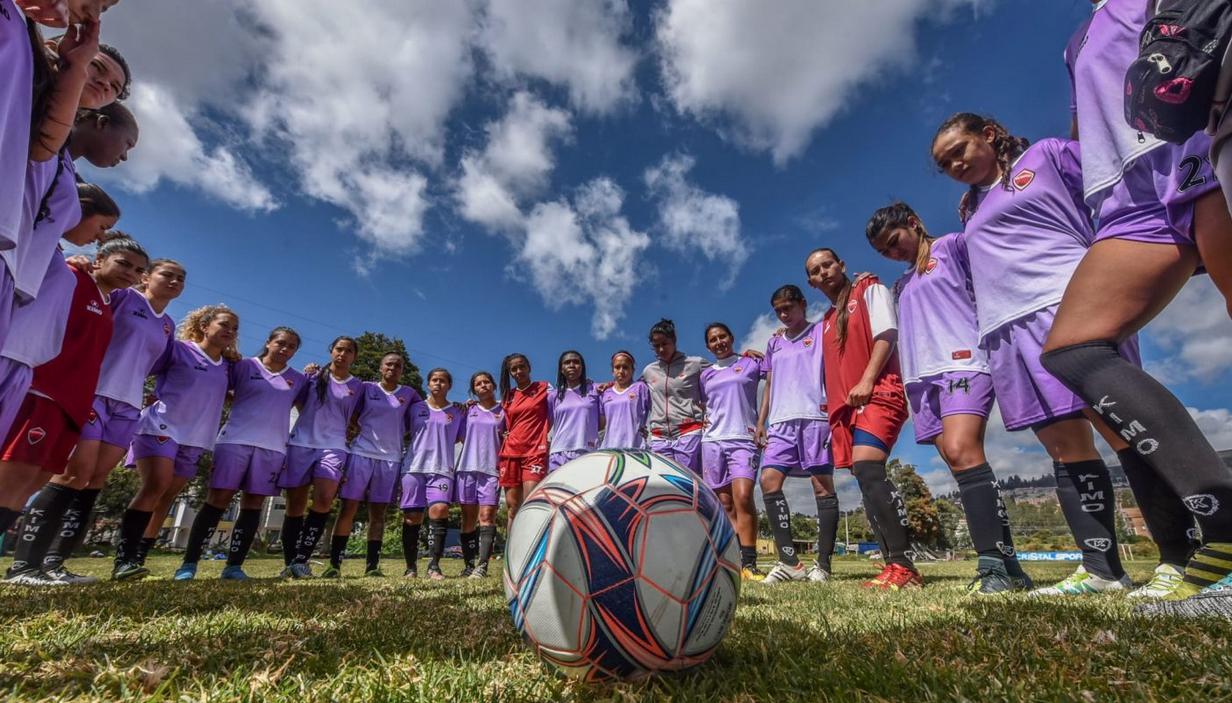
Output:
[499, 353, 530, 402]
[933, 113, 1029, 223]
[805, 247, 853, 348]
[555, 350, 589, 401]
[865, 201, 934, 275]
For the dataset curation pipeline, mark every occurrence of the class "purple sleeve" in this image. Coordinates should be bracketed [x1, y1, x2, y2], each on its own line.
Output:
[594, 385, 605, 420]
[149, 339, 176, 377]
[454, 407, 467, 443]
[638, 382, 650, 417]
[295, 372, 315, 410]
[762, 337, 776, 373]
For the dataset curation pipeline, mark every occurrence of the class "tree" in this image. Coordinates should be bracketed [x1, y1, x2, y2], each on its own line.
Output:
[351, 331, 425, 396]
[888, 459, 946, 548]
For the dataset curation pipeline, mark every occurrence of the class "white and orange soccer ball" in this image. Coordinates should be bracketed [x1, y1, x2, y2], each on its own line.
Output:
[503, 450, 740, 682]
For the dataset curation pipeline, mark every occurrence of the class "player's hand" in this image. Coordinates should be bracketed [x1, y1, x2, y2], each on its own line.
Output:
[65, 254, 92, 273]
[741, 349, 764, 360]
[853, 272, 873, 283]
[57, 19, 100, 71]
[303, 362, 321, 375]
[16, 0, 69, 27]
[847, 380, 874, 408]
[754, 424, 767, 448]
[595, 381, 614, 393]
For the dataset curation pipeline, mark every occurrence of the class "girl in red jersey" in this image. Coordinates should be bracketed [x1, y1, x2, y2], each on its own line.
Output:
[805, 247, 920, 591]
[498, 353, 549, 532]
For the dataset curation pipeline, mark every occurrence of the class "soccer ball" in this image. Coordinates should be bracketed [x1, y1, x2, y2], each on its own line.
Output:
[503, 450, 740, 682]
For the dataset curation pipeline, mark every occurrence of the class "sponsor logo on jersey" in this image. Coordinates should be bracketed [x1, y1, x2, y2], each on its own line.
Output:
[194, 364, 208, 372]
[26, 427, 46, 445]
[1013, 169, 1035, 190]
[133, 309, 149, 320]
[86, 300, 104, 316]
[1183, 494, 1220, 516]
[951, 350, 973, 360]
[924, 257, 938, 274]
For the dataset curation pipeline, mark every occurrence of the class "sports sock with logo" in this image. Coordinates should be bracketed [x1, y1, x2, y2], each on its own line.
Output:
[427, 518, 448, 569]
[761, 491, 798, 567]
[43, 488, 101, 570]
[461, 530, 478, 569]
[815, 494, 839, 574]
[280, 514, 304, 566]
[852, 460, 914, 570]
[329, 534, 349, 570]
[293, 510, 330, 565]
[1117, 448, 1197, 568]
[402, 522, 420, 570]
[739, 545, 757, 570]
[182, 503, 225, 566]
[9, 484, 78, 575]
[227, 508, 261, 567]
[366, 539, 382, 572]
[1054, 460, 1123, 580]
[137, 537, 156, 565]
[955, 464, 1013, 562]
[477, 525, 497, 568]
[115, 508, 152, 565]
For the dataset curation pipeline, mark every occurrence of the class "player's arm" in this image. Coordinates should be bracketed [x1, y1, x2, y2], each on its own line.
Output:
[755, 370, 771, 447]
[848, 283, 898, 408]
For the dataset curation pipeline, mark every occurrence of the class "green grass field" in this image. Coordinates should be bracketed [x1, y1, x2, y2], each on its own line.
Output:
[1, 556, 1230, 702]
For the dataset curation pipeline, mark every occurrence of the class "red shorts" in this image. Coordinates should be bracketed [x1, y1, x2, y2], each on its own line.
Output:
[829, 392, 909, 470]
[498, 452, 548, 488]
[1, 394, 79, 473]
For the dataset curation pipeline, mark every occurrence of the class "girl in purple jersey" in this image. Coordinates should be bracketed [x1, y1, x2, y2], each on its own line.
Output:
[866, 203, 1030, 594]
[599, 351, 649, 451]
[547, 350, 602, 472]
[172, 328, 306, 581]
[1044, 0, 1232, 604]
[323, 352, 420, 579]
[112, 305, 239, 580]
[458, 371, 504, 578]
[400, 368, 465, 580]
[279, 336, 363, 579]
[699, 323, 765, 581]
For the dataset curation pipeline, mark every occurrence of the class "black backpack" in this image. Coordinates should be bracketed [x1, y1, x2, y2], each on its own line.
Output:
[1124, 0, 1232, 144]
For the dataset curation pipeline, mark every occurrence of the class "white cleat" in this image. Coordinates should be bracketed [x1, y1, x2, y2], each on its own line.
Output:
[763, 562, 809, 584]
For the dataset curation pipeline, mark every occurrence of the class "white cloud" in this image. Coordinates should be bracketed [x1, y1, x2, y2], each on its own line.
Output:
[1189, 406, 1232, 451]
[1143, 277, 1232, 382]
[517, 179, 651, 338]
[480, 0, 639, 113]
[654, 0, 981, 164]
[644, 153, 748, 287]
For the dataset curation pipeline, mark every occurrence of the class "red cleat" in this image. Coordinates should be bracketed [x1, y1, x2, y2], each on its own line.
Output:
[862, 563, 923, 591]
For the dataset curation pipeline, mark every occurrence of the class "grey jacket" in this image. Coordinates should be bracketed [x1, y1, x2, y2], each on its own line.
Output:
[642, 352, 710, 439]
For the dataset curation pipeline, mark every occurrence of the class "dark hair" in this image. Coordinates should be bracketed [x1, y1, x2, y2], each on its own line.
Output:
[96, 236, 148, 263]
[469, 371, 496, 398]
[77, 182, 120, 220]
[147, 258, 185, 276]
[77, 101, 138, 134]
[97, 43, 132, 100]
[315, 336, 358, 403]
[258, 326, 302, 360]
[499, 353, 530, 401]
[805, 247, 854, 347]
[866, 201, 935, 274]
[703, 323, 733, 344]
[933, 112, 1030, 223]
[610, 350, 636, 367]
[555, 350, 588, 401]
[27, 21, 54, 147]
[648, 318, 676, 343]
[770, 284, 806, 307]
[427, 367, 453, 386]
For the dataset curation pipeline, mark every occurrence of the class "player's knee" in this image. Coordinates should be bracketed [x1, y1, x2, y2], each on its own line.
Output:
[1039, 340, 1119, 388]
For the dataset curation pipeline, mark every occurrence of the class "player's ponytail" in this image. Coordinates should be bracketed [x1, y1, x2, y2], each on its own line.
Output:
[933, 113, 1029, 223]
[809, 247, 853, 348]
[316, 336, 359, 404]
[865, 202, 935, 275]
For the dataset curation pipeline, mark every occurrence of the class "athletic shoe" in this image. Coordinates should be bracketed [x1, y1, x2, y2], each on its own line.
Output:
[4, 568, 67, 586]
[44, 565, 99, 585]
[740, 565, 766, 582]
[173, 564, 197, 581]
[460, 565, 474, 578]
[427, 567, 445, 581]
[220, 566, 248, 581]
[365, 568, 386, 578]
[967, 557, 1019, 595]
[763, 562, 808, 583]
[111, 561, 149, 581]
[1127, 564, 1185, 600]
[320, 566, 341, 579]
[403, 568, 418, 579]
[278, 566, 294, 579]
[1030, 567, 1131, 596]
[289, 563, 313, 579]
[469, 564, 489, 579]
[806, 564, 830, 583]
[864, 563, 923, 591]
[1161, 543, 1232, 601]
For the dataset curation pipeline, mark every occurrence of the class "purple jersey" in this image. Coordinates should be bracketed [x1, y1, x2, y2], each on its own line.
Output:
[0, 252, 73, 367]
[963, 139, 1092, 338]
[547, 383, 602, 452]
[135, 340, 230, 450]
[0, 0, 32, 250]
[350, 382, 421, 461]
[93, 288, 176, 408]
[1068, 0, 1165, 210]
[458, 402, 505, 475]
[892, 233, 989, 383]
[216, 357, 307, 452]
[0, 152, 81, 302]
[403, 402, 466, 475]
[700, 355, 764, 441]
[288, 373, 364, 451]
[764, 321, 827, 425]
[599, 381, 649, 449]
[1063, 6, 1099, 124]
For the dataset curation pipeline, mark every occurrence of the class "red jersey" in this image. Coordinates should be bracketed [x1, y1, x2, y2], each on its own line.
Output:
[29, 267, 114, 428]
[500, 380, 549, 458]
[822, 276, 904, 415]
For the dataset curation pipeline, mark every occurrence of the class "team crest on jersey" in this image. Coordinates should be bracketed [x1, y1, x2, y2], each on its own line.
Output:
[163, 320, 172, 336]
[924, 258, 939, 274]
[26, 427, 46, 445]
[1013, 169, 1035, 190]
[156, 436, 170, 444]
[846, 300, 858, 314]
[952, 350, 972, 360]
[803, 337, 814, 348]
[87, 411, 98, 425]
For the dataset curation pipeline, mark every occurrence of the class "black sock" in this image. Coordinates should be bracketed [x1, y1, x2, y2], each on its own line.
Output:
[815, 494, 839, 573]
[0, 507, 19, 539]
[761, 490, 798, 566]
[137, 537, 156, 565]
[955, 464, 1015, 562]
[115, 508, 152, 565]
[427, 519, 448, 569]
[227, 508, 261, 567]
[329, 534, 349, 569]
[366, 539, 382, 572]
[852, 460, 914, 570]
[293, 510, 330, 565]
[281, 514, 304, 566]
[1054, 460, 1123, 579]
[993, 487, 1027, 578]
[1042, 342, 1232, 542]
[9, 484, 78, 574]
[402, 522, 421, 570]
[43, 488, 101, 569]
[183, 503, 225, 566]
[477, 525, 497, 568]
[1117, 448, 1196, 567]
[739, 545, 757, 569]
[461, 530, 478, 568]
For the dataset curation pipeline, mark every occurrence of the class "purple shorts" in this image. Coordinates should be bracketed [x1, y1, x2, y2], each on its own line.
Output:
[400, 472, 453, 511]
[906, 371, 995, 444]
[1095, 131, 1219, 252]
[340, 454, 399, 503]
[131, 434, 205, 478]
[455, 471, 500, 507]
[700, 439, 758, 489]
[548, 449, 589, 473]
[278, 445, 347, 488]
[0, 357, 32, 446]
[760, 419, 832, 476]
[79, 396, 140, 448]
[211, 443, 284, 497]
[649, 432, 702, 475]
[0, 265, 13, 353]
[984, 306, 1141, 431]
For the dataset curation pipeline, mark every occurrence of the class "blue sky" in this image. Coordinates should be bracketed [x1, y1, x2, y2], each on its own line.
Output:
[81, 1, 1232, 501]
